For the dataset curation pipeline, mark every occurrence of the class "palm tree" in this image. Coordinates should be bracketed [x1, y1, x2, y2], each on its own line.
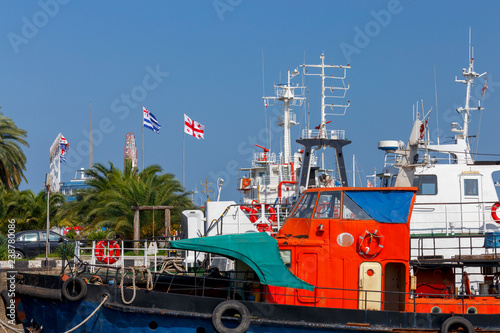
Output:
[5, 189, 65, 231]
[0, 109, 29, 189]
[61, 160, 194, 238]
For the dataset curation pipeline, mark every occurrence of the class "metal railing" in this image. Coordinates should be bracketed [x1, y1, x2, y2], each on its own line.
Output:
[301, 129, 345, 140]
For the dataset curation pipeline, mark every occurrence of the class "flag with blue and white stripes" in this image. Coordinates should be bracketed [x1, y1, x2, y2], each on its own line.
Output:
[143, 106, 161, 133]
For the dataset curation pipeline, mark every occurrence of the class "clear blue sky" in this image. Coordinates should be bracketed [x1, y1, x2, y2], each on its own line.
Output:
[2, 1, 500, 204]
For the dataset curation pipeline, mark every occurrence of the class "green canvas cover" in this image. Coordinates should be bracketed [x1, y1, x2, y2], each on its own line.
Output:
[170, 232, 314, 291]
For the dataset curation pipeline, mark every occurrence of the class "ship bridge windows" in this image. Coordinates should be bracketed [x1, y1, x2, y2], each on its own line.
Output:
[314, 191, 341, 219]
[413, 175, 437, 195]
[291, 192, 318, 219]
[342, 193, 372, 220]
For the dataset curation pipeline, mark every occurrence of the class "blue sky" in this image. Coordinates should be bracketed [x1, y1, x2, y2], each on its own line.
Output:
[1, 1, 500, 204]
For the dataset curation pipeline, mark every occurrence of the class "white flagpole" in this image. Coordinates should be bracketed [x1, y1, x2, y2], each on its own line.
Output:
[183, 129, 185, 188]
[142, 106, 144, 171]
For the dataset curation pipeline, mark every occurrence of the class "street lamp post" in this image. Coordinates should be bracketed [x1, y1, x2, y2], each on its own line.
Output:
[45, 174, 52, 265]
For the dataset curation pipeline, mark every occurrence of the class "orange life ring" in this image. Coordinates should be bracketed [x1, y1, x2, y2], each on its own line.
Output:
[357, 230, 384, 259]
[240, 205, 258, 223]
[254, 204, 277, 223]
[241, 178, 251, 188]
[491, 202, 500, 223]
[240, 204, 276, 223]
[95, 240, 121, 264]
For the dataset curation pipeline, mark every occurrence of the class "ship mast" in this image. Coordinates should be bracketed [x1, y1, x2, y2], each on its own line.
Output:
[301, 53, 350, 138]
[296, 53, 351, 190]
[263, 69, 304, 164]
[454, 35, 486, 162]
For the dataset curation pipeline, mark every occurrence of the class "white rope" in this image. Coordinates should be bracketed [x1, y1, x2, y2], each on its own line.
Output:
[0, 319, 23, 333]
[145, 268, 153, 291]
[120, 268, 136, 305]
[62, 295, 108, 333]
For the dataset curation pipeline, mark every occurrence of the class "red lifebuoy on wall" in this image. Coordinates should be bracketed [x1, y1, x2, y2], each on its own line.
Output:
[357, 230, 385, 259]
[491, 202, 500, 223]
[95, 240, 121, 264]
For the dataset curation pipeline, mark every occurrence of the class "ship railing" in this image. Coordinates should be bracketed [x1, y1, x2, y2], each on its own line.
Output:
[411, 200, 500, 237]
[75, 238, 181, 273]
[140, 270, 500, 315]
[411, 233, 500, 261]
[205, 203, 293, 237]
[301, 129, 345, 140]
[252, 152, 276, 165]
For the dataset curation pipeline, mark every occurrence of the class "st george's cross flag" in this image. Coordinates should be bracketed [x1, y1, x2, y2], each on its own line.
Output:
[184, 114, 205, 139]
[143, 107, 161, 133]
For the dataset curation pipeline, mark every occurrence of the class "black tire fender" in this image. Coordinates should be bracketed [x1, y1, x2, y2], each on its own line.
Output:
[62, 276, 87, 302]
[441, 316, 475, 333]
[212, 300, 251, 333]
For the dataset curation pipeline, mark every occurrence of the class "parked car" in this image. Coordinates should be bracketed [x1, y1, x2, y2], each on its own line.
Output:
[13, 230, 69, 259]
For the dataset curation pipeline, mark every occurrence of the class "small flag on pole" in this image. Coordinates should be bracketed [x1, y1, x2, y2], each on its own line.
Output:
[482, 75, 488, 98]
[367, 180, 373, 187]
[143, 107, 161, 133]
[184, 114, 205, 139]
[264, 100, 268, 108]
[60, 135, 69, 162]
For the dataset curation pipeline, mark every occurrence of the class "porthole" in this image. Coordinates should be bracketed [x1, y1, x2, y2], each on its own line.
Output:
[196, 328, 206, 333]
[467, 306, 477, 314]
[431, 306, 441, 314]
[149, 321, 158, 330]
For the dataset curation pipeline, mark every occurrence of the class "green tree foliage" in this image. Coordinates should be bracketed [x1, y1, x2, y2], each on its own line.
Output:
[59, 161, 194, 239]
[0, 110, 29, 189]
[1, 189, 65, 232]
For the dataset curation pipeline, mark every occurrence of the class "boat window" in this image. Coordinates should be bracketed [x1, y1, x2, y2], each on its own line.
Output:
[342, 194, 372, 220]
[314, 191, 341, 219]
[291, 192, 318, 218]
[413, 175, 437, 195]
[464, 179, 479, 196]
[492, 171, 500, 200]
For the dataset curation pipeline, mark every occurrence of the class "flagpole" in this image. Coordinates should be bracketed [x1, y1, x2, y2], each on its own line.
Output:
[183, 130, 185, 188]
[142, 106, 144, 171]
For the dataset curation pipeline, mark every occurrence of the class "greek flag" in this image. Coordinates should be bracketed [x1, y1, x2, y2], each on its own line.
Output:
[143, 107, 161, 133]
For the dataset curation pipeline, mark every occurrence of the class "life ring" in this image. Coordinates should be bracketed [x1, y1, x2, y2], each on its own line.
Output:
[463, 271, 471, 298]
[241, 178, 251, 189]
[95, 240, 121, 264]
[62, 276, 87, 302]
[240, 205, 258, 223]
[254, 205, 276, 223]
[315, 201, 330, 218]
[491, 202, 500, 223]
[440, 316, 474, 333]
[241, 205, 276, 223]
[357, 230, 385, 259]
[212, 300, 251, 333]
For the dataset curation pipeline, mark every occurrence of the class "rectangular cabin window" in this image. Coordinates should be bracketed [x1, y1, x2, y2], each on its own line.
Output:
[413, 175, 437, 195]
[464, 179, 479, 196]
[314, 191, 341, 219]
[291, 192, 318, 219]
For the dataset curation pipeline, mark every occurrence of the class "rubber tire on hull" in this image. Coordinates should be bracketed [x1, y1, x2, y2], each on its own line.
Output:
[441, 316, 475, 333]
[212, 300, 251, 333]
[62, 276, 87, 302]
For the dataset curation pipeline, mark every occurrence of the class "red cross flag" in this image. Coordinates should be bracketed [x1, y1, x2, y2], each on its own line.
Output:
[184, 114, 205, 139]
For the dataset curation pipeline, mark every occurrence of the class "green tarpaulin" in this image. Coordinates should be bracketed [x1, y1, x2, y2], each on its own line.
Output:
[170, 232, 314, 291]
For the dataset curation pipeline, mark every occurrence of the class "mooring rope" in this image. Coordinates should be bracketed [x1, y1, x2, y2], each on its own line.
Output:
[63, 294, 109, 333]
[0, 319, 23, 333]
